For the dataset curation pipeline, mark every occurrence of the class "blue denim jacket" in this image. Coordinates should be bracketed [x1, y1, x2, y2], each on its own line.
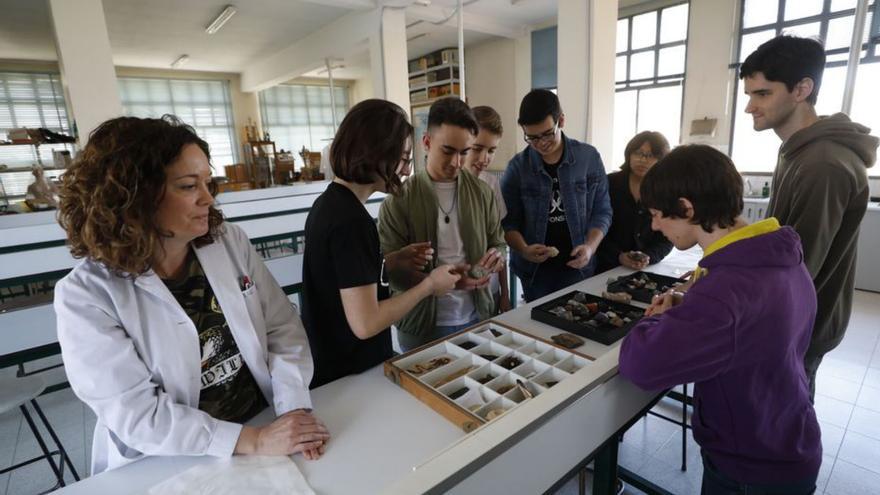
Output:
[500, 133, 612, 279]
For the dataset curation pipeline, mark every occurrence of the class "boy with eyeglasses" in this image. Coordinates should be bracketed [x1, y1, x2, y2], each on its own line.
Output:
[500, 89, 612, 301]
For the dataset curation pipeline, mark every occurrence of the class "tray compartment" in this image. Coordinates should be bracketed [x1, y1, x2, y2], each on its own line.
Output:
[470, 341, 514, 363]
[511, 358, 551, 381]
[471, 323, 509, 339]
[514, 340, 553, 358]
[450, 332, 489, 351]
[395, 341, 469, 376]
[476, 396, 516, 421]
[534, 367, 571, 388]
[504, 380, 543, 403]
[493, 331, 532, 349]
[537, 348, 570, 366]
[555, 354, 590, 374]
[422, 354, 487, 388]
[452, 383, 500, 413]
[467, 362, 507, 385]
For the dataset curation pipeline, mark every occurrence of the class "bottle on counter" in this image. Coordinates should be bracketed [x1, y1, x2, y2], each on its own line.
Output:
[762, 181, 770, 198]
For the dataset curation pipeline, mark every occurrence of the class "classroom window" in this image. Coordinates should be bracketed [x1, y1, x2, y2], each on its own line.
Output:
[0, 71, 73, 200]
[118, 77, 238, 175]
[613, 2, 689, 169]
[258, 84, 349, 166]
[730, 0, 879, 172]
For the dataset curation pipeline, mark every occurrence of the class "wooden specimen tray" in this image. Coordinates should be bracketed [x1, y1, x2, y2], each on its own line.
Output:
[606, 271, 685, 304]
[530, 291, 645, 345]
[383, 321, 594, 432]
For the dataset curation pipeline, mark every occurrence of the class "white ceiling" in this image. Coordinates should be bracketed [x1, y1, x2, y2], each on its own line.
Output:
[0, 0, 656, 81]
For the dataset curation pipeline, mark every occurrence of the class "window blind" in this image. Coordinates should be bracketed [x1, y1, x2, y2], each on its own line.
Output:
[0, 71, 73, 199]
[118, 77, 238, 174]
[259, 84, 348, 167]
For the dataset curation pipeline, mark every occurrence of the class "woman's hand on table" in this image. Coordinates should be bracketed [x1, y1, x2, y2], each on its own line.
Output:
[235, 409, 330, 459]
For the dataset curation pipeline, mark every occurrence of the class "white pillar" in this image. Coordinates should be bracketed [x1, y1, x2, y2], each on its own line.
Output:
[680, 0, 739, 149]
[369, 7, 410, 116]
[557, 0, 617, 163]
[48, 0, 122, 146]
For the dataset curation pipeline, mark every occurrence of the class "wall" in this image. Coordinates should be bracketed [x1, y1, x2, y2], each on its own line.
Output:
[352, 75, 374, 105]
[679, 0, 739, 151]
[465, 37, 521, 170]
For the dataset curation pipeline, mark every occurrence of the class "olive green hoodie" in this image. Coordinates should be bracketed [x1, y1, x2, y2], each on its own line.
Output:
[767, 113, 878, 356]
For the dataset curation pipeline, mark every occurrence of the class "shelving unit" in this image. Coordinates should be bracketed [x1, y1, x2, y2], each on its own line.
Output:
[409, 64, 461, 105]
[408, 48, 461, 106]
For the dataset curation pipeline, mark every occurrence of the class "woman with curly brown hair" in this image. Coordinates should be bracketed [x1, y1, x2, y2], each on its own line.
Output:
[596, 131, 674, 273]
[54, 115, 328, 474]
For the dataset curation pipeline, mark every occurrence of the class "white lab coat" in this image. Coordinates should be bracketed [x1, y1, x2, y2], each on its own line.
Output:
[54, 223, 313, 474]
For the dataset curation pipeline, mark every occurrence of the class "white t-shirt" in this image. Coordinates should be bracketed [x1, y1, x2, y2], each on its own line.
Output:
[433, 180, 478, 326]
[478, 171, 505, 298]
[478, 171, 507, 221]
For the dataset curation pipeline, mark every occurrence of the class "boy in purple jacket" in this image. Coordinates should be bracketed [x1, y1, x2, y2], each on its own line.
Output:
[619, 145, 822, 494]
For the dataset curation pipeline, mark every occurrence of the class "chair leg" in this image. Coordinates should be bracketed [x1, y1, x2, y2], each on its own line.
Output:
[31, 399, 81, 481]
[681, 383, 688, 472]
[19, 404, 66, 488]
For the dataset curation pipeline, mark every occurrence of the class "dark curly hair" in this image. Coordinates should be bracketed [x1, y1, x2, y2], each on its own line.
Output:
[58, 115, 224, 276]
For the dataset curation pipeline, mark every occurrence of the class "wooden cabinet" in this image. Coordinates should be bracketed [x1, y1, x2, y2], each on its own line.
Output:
[243, 140, 276, 188]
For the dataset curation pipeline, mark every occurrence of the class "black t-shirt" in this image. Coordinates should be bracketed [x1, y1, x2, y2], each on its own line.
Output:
[301, 182, 392, 388]
[164, 252, 267, 423]
[543, 153, 573, 269]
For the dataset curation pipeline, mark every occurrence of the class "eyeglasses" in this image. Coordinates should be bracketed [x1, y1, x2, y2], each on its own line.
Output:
[631, 151, 656, 161]
[523, 124, 559, 145]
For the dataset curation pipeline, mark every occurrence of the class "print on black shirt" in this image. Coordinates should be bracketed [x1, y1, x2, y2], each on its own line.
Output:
[543, 161, 573, 268]
[164, 253, 267, 423]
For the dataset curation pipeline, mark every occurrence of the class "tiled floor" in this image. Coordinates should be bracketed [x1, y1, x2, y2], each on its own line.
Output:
[1, 290, 878, 494]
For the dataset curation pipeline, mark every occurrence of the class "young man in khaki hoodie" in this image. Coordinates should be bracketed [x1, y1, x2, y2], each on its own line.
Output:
[740, 35, 878, 401]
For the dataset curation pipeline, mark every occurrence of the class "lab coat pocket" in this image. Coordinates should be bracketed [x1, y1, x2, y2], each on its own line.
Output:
[241, 284, 268, 347]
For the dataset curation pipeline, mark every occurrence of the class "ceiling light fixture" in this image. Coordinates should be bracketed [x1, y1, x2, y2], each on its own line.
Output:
[205, 5, 236, 35]
[171, 54, 190, 68]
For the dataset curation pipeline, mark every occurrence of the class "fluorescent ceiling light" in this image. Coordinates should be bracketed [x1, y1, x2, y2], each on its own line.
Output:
[171, 54, 190, 68]
[205, 5, 236, 35]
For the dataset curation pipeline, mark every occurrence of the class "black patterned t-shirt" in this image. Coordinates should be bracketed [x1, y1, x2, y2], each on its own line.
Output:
[163, 252, 267, 423]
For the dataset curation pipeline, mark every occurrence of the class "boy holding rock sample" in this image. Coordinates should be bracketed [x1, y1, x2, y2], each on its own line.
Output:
[618, 145, 821, 494]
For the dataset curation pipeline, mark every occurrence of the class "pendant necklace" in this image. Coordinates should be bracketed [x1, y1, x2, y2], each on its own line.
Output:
[438, 187, 458, 224]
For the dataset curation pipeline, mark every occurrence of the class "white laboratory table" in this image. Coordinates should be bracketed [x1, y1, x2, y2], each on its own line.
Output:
[214, 181, 332, 203]
[0, 190, 386, 251]
[51, 248, 701, 495]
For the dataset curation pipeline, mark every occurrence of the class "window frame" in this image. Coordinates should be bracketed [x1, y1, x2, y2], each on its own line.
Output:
[614, 1, 690, 164]
[257, 81, 351, 168]
[117, 75, 240, 170]
[616, 2, 690, 90]
[728, 0, 879, 172]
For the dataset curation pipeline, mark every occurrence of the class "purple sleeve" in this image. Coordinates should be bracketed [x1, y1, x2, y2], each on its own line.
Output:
[618, 291, 736, 391]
